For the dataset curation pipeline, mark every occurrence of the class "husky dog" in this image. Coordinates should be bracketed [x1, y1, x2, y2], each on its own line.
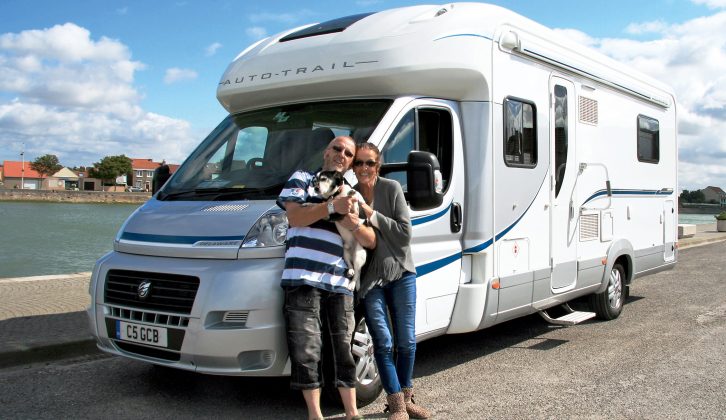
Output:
[312, 170, 367, 290]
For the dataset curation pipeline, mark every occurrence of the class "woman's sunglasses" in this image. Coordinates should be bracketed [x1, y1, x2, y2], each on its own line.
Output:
[353, 159, 378, 168]
[331, 145, 354, 158]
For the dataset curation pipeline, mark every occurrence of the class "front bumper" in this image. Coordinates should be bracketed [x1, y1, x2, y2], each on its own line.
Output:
[87, 251, 289, 376]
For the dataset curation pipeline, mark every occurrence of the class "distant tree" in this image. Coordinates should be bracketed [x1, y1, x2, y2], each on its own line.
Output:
[679, 190, 690, 202]
[89, 155, 132, 187]
[30, 154, 62, 188]
[680, 189, 706, 203]
[691, 190, 706, 203]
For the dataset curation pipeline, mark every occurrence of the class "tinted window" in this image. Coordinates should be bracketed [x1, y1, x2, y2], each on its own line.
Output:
[554, 85, 568, 197]
[279, 13, 375, 42]
[504, 97, 537, 167]
[637, 115, 659, 163]
[161, 100, 391, 201]
[381, 107, 454, 198]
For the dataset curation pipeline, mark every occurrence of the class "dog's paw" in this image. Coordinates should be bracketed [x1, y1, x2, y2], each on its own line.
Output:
[345, 268, 355, 279]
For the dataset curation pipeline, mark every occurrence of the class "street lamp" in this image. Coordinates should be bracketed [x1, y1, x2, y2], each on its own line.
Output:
[20, 143, 24, 190]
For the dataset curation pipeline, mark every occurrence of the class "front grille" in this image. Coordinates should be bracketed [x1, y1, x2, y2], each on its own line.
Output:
[109, 305, 190, 327]
[105, 270, 199, 314]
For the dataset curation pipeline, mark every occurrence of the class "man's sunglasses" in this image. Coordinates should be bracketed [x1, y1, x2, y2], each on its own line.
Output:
[331, 145, 354, 158]
[353, 159, 378, 168]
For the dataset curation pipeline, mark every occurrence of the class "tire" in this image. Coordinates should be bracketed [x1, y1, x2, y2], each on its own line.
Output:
[323, 313, 382, 407]
[589, 262, 626, 320]
[350, 314, 382, 406]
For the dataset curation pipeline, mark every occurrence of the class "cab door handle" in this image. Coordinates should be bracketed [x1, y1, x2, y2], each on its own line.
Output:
[450, 202, 462, 233]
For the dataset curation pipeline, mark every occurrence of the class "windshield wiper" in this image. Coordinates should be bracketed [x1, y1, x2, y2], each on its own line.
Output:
[161, 184, 284, 201]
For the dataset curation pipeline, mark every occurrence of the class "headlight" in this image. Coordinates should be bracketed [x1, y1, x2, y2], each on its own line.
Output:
[241, 209, 288, 248]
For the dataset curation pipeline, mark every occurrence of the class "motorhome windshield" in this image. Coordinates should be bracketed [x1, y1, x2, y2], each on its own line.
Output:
[159, 100, 392, 201]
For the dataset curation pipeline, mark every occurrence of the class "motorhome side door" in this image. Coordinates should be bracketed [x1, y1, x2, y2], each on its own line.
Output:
[550, 76, 578, 290]
[378, 99, 465, 337]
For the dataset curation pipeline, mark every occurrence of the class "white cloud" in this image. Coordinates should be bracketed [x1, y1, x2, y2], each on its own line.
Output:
[625, 20, 668, 35]
[205, 42, 222, 56]
[582, 11, 726, 190]
[246, 26, 268, 40]
[691, 0, 726, 9]
[163, 67, 198, 84]
[552, 28, 597, 48]
[0, 23, 197, 167]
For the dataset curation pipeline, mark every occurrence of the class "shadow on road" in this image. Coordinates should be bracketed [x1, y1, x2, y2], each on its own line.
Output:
[413, 294, 645, 378]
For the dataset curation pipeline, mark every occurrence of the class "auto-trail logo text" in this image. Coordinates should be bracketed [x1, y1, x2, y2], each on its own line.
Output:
[219, 60, 379, 86]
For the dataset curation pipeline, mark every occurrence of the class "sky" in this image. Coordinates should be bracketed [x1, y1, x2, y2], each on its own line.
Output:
[1, 0, 725, 191]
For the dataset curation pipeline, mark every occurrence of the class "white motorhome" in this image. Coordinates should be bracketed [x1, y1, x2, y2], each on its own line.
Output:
[87, 3, 677, 404]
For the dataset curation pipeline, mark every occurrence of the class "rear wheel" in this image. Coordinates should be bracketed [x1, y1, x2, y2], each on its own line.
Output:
[589, 262, 626, 320]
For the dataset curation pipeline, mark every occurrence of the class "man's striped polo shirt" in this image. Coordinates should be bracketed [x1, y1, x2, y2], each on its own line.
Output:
[277, 170, 353, 294]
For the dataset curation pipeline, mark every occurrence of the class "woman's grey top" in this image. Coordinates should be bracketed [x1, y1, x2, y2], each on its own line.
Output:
[355, 176, 415, 298]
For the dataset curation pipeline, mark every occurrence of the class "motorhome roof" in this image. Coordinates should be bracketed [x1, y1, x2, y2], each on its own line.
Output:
[217, 2, 674, 113]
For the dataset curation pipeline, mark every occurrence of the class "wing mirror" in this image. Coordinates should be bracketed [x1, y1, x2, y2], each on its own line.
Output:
[406, 151, 444, 210]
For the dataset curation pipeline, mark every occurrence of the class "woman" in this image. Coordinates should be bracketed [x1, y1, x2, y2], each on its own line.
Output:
[353, 142, 431, 420]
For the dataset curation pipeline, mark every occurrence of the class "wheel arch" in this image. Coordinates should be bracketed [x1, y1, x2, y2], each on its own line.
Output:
[598, 239, 634, 294]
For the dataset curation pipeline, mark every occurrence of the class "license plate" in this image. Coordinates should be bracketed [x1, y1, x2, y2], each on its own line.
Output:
[116, 320, 168, 348]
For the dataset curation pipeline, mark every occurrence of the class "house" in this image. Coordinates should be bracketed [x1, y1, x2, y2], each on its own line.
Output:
[703, 186, 726, 206]
[130, 159, 158, 192]
[129, 158, 179, 191]
[76, 170, 102, 191]
[46, 167, 80, 190]
[1, 160, 43, 189]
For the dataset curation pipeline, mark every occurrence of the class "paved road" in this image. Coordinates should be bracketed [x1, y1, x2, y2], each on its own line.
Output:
[1, 242, 724, 419]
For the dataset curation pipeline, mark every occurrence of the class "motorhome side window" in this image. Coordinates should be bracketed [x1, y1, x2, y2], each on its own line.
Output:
[637, 115, 659, 163]
[381, 107, 453, 205]
[504, 97, 537, 168]
[554, 86, 568, 197]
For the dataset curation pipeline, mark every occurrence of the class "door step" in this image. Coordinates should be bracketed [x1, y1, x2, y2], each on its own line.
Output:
[538, 303, 596, 326]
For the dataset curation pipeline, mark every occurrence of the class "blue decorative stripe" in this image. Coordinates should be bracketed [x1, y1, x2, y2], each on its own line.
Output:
[412, 204, 450, 226]
[416, 252, 462, 278]
[463, 238, 493, 254]
[462, 188, 673, 254]
[433, 33, 493, 42]
[121, 232, 243, 244]
[463, 171, 549, 254]
[582, 188, 673, 205]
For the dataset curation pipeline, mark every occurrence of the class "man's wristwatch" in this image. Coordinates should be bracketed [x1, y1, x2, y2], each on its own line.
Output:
[327, 200, 335, 215]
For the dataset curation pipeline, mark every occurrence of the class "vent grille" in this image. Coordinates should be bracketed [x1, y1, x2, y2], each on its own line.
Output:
[105, 270, 199, 315]
[201, 204, 249, 212]
[580, 213, 600, 241]
[579, 96, 599, 125]
[223, 311, 250, 324]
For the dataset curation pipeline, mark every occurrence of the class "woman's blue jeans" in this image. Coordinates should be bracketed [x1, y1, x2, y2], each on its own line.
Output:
[363, 272, 416, 395]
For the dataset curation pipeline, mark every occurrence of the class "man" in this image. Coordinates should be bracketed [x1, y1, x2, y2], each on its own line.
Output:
[277, 135, 375, 420]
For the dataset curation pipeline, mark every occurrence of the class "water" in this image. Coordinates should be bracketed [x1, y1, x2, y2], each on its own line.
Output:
[0, 201, 717, 279]
[0, 202, 139, 278]
[679, 213, 719, 225]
